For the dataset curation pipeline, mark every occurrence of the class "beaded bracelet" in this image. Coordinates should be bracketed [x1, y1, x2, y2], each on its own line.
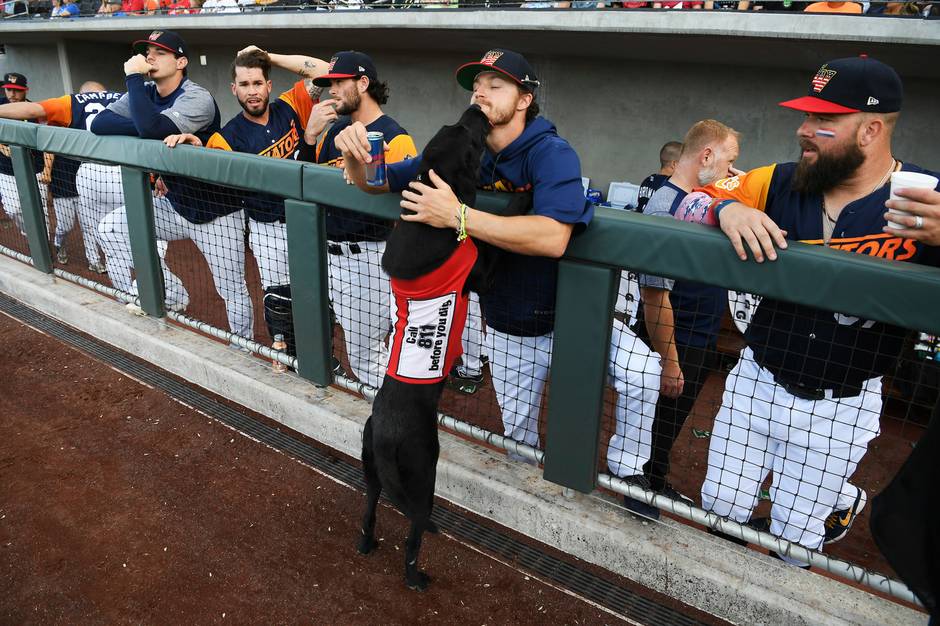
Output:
[456, 202, 469, 242]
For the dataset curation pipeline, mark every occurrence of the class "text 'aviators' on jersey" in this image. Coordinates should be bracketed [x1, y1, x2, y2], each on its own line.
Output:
[40, 91, 124, 130]
[205, 80, 315, 222]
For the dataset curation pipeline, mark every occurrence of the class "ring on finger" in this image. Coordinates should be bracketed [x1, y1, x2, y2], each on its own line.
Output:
[914, 215, 925, 229]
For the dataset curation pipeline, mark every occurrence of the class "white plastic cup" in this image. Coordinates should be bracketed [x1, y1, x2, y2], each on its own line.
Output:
[888, 171, 939, 229]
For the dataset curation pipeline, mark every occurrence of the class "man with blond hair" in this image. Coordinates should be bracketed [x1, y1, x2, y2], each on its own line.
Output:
[616, 119, 740, 519]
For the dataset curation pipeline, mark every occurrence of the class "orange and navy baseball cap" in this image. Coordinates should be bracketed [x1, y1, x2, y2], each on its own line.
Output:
[313, 51, 378, 87]
[2, 72, 28, 91]
[133, 30, 189, 58]
[779, 55, 902, 114]
[455, 49, 540, 92]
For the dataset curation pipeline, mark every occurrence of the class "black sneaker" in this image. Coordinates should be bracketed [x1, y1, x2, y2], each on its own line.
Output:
[621, 474, 660, 521]
[709, 516, 769, 547]
[824, 487, 867, 545]
[447, 366, 484, 395]
[331, 356, 345, 376]
[659, 482, 694, 506]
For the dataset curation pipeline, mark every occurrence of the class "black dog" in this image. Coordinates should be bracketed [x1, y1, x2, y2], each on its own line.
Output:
[357, 105, 531, 591]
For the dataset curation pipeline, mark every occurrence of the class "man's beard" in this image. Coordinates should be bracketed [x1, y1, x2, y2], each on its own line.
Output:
[238, 97, 269, 118]
[792, 139, 865, 194]
[486, 100, 517, 127]
[335, 90, 360, 116]
[698, 162, 722, 187]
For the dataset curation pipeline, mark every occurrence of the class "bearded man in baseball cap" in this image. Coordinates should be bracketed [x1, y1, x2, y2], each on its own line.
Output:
[690, 55, 940, 568]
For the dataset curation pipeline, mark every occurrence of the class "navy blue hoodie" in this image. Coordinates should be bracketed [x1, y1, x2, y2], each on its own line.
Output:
[388, 116, 592, 336]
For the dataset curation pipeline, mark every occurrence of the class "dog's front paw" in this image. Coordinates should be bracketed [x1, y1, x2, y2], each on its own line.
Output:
[357, 533, 378, 555]
[406, 570, 431, 592]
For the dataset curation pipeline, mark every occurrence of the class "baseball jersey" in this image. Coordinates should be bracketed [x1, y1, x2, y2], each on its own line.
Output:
[701, 161, 940, 388]
[636, 173, 668, 213]
[639, 181, 726, 348]
[386, 238, 477, 384]
[315, 115, 417, 241]
[387, 116, 593, 337]
[205, 80, 314, 223]
[40, 91, 125, 199]
[99, 75, 227, 224]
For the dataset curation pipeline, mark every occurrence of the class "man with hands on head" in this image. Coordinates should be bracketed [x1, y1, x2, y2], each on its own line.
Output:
[698, 56, 940, 562]
[336, 49, 660, 471]
[164, 45, 330, 356]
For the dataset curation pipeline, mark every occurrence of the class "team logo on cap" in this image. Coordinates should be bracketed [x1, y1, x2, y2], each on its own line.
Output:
[480, 50, 504, 66]
[6, 75, 16, 84]
[149, 31, 163, 41]
[327, 56, 338, 72]
[811, 66, 837, 93]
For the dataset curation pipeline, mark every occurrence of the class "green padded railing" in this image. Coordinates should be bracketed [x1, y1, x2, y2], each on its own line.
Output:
[4, 118, 940, 493]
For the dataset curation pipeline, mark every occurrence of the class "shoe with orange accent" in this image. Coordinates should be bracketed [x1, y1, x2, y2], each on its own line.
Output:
[824, 487, 867, 545]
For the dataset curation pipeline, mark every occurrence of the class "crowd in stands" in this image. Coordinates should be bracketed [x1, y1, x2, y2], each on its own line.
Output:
[2, 0, 938, 16]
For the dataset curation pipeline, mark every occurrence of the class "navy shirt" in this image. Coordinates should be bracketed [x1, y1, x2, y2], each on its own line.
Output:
[388, 117, 593, 337]
[704, 161, 940, 388]
[314, 114, 417, 241]
[206, 80, 313, 223]
[636, 173, 668, 213]
[40, 91, 125, 199]
[639, 180, 726, 348]
[92, 75, 225, 224]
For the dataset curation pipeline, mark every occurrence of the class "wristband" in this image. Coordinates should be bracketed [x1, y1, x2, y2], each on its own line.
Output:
[712, 199, 736, 220]
[455, 203, 469, 242]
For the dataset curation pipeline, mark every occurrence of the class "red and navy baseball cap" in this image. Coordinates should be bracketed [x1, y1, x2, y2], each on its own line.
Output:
[133, 30, 189, 59]
[2, 72, 28, 91]
[313, 51, 378, 87]
[779, 55, 902, 114]
[455, 49, 540, 92]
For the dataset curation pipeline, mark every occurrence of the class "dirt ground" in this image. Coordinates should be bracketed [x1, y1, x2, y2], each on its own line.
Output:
[0, 309, 739, 625]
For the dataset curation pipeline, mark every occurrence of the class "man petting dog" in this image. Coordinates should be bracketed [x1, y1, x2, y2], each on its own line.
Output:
[336, 49, 661, 471]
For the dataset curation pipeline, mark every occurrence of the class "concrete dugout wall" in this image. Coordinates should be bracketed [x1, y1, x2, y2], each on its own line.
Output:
[1, 10, 938, 192]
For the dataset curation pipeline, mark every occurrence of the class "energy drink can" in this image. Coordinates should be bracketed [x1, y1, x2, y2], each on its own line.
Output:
[365, 131, 386, 187]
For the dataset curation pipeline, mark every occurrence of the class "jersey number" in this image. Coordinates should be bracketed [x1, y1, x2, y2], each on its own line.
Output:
[83, 103, 106, 131]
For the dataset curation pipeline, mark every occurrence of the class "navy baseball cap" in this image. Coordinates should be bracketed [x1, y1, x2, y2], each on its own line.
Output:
[313, 51, 378, 87]
[455, 49, 540, 92]
[2, 72, 27, 91]
[779, 55, 903, 114]
[133, 30, 189, 58]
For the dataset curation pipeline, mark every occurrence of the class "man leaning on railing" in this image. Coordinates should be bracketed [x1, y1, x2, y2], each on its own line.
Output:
[697, 55, 940, 566]
[334, 48, 660, 467]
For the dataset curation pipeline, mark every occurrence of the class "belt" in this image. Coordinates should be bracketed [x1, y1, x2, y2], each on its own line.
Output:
[327, 242, 362, 256]
[775, 377, 863, 401]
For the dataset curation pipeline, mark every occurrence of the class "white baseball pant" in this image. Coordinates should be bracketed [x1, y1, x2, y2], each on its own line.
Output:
[459, 292, 485, 378]
[98, 196, 253, 339]
[0, 172, 49, 238]
[606, 319, 662, 477]
[327, 240, 392, 390]
[486, 318, 661, 452]
[75, 163, 124, 267]
[51, 196, 78, 249]
[248, 219, 289, 289]
[701, 347, 881, 563]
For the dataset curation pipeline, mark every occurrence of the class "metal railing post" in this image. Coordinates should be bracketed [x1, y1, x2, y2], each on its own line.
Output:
[120, 166, 165, 317]
[543, 260, 618, 493]
[285, 199, 332, 385]
[10, 146, 52, 274]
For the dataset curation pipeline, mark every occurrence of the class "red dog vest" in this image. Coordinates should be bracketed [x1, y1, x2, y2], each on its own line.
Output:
[386, 238, 478, 384]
